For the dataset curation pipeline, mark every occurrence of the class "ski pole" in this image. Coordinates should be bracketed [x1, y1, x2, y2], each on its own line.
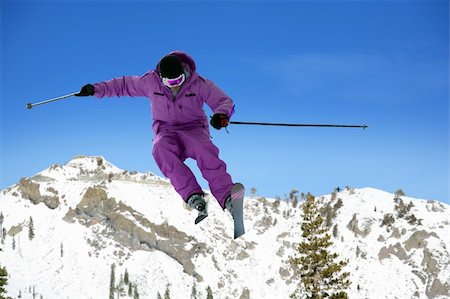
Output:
[229, 121, 368, 129]
[26, 92, 79, 109]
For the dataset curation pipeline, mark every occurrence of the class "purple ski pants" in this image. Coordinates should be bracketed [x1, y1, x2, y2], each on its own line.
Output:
[152, 127, 233, 208]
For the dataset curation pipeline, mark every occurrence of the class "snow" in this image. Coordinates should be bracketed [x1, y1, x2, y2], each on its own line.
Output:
[0, 156, 449, 299]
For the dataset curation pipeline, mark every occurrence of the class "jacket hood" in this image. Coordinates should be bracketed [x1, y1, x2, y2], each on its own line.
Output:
[155, 51, 197, 75]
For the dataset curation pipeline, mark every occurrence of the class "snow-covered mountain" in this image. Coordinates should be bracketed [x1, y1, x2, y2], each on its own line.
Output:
[0, 156, 449, 299]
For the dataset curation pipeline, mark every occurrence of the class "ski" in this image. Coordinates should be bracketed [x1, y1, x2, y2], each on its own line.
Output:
[230, 183, 245, 239]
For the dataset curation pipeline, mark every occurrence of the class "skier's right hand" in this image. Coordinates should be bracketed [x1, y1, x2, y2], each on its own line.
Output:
[75, 84, 95, 96]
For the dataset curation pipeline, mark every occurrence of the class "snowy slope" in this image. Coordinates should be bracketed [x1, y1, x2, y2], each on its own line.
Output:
[0, 156, 449, 299]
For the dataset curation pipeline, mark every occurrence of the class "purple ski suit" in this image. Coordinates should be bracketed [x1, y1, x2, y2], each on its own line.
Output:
[93, 51, 234, 208]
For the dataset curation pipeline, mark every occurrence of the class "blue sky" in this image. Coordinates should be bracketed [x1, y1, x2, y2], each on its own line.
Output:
[1, 1, 449, 204]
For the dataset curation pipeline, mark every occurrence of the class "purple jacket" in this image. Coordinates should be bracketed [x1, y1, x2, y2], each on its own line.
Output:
[93, 51, 234, 134]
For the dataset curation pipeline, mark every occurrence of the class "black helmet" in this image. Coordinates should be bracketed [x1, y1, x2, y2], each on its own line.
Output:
[159, 54, 184, 79]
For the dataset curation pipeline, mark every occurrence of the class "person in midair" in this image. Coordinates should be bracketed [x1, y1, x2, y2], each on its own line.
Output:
[76, 51, 236, 224]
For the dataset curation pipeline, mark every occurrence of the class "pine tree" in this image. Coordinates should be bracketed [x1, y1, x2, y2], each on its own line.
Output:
[109, 264, 116, 299]
[60, 243, 64, 258]
[124, 269, 129, 285]
[1, 229, 5, 245]
[191, 283, 198, 299]
[133, 285, 139, 299]
[332, 224, 338, 238]
[0, 265, 8, 299]
[128, 283, 132, 296]
[157, 292, 162, 299]
[394, 189, 405, 199]
[290, 193, 351, 299]
[164, 284, 171, 299]
[28, 217, 35, 240]
[273, 197, 281, 209]
[0, 213, 4, 240]
[206, 286, 213, 299]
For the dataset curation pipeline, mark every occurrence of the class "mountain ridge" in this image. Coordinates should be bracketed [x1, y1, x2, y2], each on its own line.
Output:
[0, 156, 449, 299]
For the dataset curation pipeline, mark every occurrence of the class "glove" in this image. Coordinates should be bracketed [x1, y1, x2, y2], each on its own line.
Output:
[75, 84, 95, 96]
[210, 114, 229, 130]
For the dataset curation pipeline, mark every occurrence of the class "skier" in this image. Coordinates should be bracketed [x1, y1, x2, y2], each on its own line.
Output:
[75, 51, 245, 236]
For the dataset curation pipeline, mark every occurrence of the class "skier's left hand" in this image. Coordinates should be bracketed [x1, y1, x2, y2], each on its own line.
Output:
[210, 114, 229, 130]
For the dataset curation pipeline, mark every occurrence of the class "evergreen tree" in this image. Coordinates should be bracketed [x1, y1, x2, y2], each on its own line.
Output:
[289, 189, 298, 199]
[206, 286, 213, 299]
[0, 265, 8, 299]
[128, 283, 132, 296]
[301, 192, 306, 200]
[124, 269, 129, 285]
[191, 283, 198, 299]
[60, 243, 64, 258]
[28, 217, 35, 240]
[164, 284, 171, 299]
[133, 285, 139, 299]
[109, 264, 116, 299]
[12, 236, 15, 250]
[157, 292, 162, 299]
[0, 213, 4, 240]
[394, 189, 405, 199]
[290, 194, 351, 299]
[290, 189, 299, 208]
[1, 229, 5, 245]
[273, 197, 281, 209]
[332, 224, 338, 238]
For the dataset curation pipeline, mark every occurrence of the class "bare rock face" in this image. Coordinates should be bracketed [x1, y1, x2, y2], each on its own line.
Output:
[378, 242, 407, 261]
[427, 278, 450, 299]
[18, 178, 41, 203]
[426, 200, 445, 213]
[18, 178, 60, 209]
[239, 288, 250, 299]
[421, 249, 439, 275]
[404, 230, 438, 252]
[41, 195, 60, 209]
[254, 215, 274, 235]
[346, 214, 371, 237]
[401, 230, 449, 298]
[64, 186, 206, 282]
[7, 224, 23, 236]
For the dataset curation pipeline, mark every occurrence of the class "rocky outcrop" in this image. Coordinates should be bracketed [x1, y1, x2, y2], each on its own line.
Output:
[18, 178, 60, 209]
[404, 230, 439, 251]
[18, 178, 41, 202]
[378, 242, 407, 261]
[346, 214, 371, 237]
[426, 200, 445, 213]
[64, 186, 206, 282]
[7, 224, 23, 236]
[239, 288, 250, 299]
[427, 278, 450, 298]
[254, 214, 274, 235]
[400, 231, 449, 298]
[422, 249, 439, 275]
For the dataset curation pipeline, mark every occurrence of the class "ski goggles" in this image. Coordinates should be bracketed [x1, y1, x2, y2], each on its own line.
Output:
[162, 73, 185, 88]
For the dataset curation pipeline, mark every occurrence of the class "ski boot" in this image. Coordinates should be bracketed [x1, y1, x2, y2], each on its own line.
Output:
[188, 193, 208, 224]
